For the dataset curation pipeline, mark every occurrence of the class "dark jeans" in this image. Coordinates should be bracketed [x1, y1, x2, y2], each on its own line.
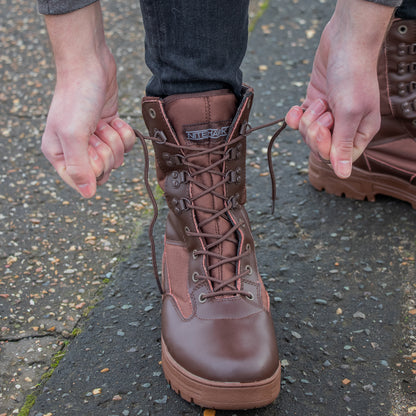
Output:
[140, 0, 416, 98]
[396, 0, 416, 19]
[139, 0, 249, 98]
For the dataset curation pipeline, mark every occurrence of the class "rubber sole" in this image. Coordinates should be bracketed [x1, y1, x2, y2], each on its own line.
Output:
[308, 153, 416, 209]
[161, 337, 281, 410]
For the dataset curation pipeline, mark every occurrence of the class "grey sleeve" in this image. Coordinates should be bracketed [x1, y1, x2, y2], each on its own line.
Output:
[364, 0, 403, 6]
[37, 0, 98, 15]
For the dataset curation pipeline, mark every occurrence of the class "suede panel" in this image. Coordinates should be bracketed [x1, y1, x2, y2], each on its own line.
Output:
[165, 241, 193, 319]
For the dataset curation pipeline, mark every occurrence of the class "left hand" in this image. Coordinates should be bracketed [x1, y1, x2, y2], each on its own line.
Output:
[285, 0, 394, 179]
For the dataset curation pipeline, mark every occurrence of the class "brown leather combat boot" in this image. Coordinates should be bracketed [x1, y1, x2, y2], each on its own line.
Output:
[141, 86, 281, 409]
[308, 18, 416, 209]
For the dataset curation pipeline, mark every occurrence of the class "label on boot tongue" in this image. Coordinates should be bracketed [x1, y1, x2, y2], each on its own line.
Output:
[184, 120, 231, 143]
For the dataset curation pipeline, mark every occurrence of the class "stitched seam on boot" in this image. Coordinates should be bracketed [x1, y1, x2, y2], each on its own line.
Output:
[367, 154, 415, 178]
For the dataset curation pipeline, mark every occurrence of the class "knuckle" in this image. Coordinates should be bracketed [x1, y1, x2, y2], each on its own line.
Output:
[40, 141, 50, 158]
[97, 142, 112, 158]
[65, 162, 84, 176]
[59, 126, 82, 141]
[106, 130, 120, 144]
[336, 140, 354, 155]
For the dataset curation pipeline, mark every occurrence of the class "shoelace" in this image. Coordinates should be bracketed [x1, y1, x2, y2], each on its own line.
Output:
[135, 116, 287, 295]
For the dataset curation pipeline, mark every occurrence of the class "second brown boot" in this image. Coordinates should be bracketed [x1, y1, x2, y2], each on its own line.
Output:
[308, 18, 416, 209]
[141, 86, 281, 410]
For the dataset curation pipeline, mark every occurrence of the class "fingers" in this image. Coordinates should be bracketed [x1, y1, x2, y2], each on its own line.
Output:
[88, 134, 113, 185]
[285, 106, 304, 130]
[95, 122, 124, 168]
[42, 117, 136, 198]
[93, 117, 136, 176]
[42, 129, 97, 198]
[111, 118, 136, 153]
[329, 116, 358, 178]
[314, 113, 333, 161]
[95, 116, 136, 169]
[330, 109, 380, 178]
[286, 99, 334, 161]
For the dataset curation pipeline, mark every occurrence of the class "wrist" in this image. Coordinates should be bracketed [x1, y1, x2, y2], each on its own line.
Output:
[45, 2, 108, 74]
[330, 0, 394, 59]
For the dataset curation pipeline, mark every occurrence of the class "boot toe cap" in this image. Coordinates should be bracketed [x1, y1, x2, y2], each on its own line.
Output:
[162, 296, 279, 383]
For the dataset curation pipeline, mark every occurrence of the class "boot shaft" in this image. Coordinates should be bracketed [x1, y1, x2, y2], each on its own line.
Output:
[142, 87, 253, 204]
[141, 86, 268, 302]
[376, 18, 416, 142]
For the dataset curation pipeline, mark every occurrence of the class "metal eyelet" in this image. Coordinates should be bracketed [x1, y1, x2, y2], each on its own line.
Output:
[245, 265, 253, 275]
[192, 272, 199, 283]
[199, 293, 207, 303]
[184, 226, 190, 234]
[246, 243, 251, 252]
[154, 130, 167, 144]
[398, 25, 408, 35]
[246, 292, 254, 301]
[149, 108, 157, 119]
[192, 250, 198, 260]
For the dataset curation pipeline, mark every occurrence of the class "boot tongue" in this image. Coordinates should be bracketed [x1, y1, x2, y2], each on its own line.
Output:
[163, 90, 237, 152]
[163, 90, 238, 288]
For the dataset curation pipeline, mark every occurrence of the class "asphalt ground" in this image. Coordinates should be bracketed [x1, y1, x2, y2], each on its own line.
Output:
[1, 0, 415, 415]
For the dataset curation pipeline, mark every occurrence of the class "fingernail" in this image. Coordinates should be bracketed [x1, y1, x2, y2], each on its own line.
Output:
[112, 118, 124, 129]
[318, 112, 332, 127]
[336, 160, 351, 178]
[78, 183, 95, 198]
[294, 106, 304, 115]
[309, 99, 325, 115]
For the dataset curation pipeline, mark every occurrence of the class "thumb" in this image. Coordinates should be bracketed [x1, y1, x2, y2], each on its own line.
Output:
[59, 132, 97, 198]
[329, 114, 359, 179]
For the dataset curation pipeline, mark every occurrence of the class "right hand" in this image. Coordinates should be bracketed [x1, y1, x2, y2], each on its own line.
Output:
[41, 48, 135, 198]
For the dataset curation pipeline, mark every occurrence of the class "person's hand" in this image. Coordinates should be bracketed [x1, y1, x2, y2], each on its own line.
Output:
[41, 51, 135, 198]
[41, 3, 135, 198]
[285, 0, 394, 178]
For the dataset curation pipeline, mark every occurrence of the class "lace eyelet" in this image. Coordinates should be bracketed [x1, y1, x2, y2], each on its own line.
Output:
[199, 293, 207, 303]
[192, 250, 198, 260]
[246, 292, 254, 301]
[245, 265, 253, 275]
[192, 272, 199, 283]
[154, 130, 167, 144]
[246, 243, 251, 252]
[184, 226, 190, 234]
[149, 108, 157, 119]
[398, 25, 408, 35]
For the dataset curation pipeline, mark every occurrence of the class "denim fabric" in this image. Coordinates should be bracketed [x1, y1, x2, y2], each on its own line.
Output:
[396, 0, 416, 19]
[139, 0, 249, 98]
